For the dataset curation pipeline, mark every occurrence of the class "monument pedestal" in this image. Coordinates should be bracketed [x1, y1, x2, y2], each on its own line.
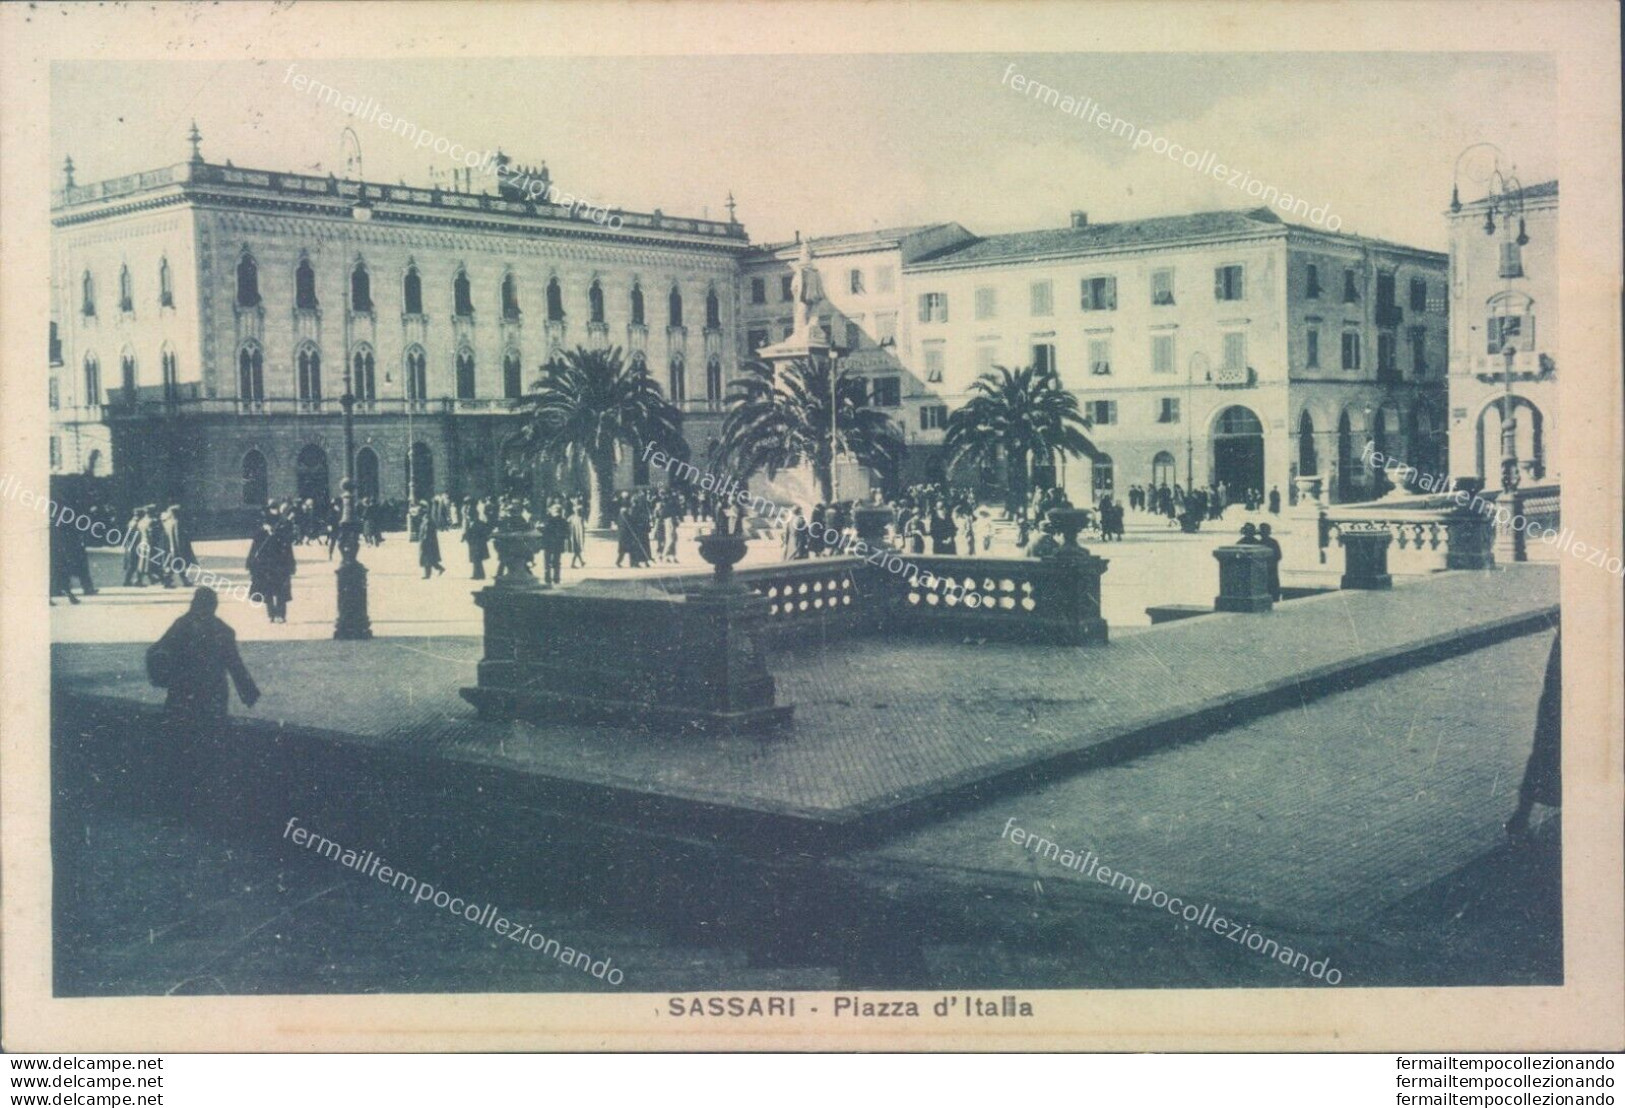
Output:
[1338, 528, 1394, 590]
[1213, 545, 1275, 612]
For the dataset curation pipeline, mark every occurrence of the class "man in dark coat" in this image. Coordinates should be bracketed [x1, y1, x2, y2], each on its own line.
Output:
[143, 504, 175, 587]
[418, 504, 445, 578]
[122, 507, 148, 586]
[539, 502, 570, 586]
[246, 512, 296, 622]
[463, 509, 491, 580]
[1257, 522, 1283, 601]
[150, 587, 261, 723]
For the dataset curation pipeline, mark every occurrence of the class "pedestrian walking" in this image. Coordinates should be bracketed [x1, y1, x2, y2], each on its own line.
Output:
[418, 506, 446, 578]
[1257, 522, 1283, 600]
[539, 503, 569, 585]
[246, 511, 297, 622]
[463, 509, 491, 580]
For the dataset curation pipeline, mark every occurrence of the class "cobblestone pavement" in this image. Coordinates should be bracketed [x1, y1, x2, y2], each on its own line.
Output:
[53, 632, 1561, 994]
[49, 507, 1296, 644]
[841, 631, 1559, 943]
[52, 565, 1557, 825]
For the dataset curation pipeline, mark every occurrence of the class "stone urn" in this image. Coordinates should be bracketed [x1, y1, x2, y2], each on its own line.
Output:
[490, 529, 547, 585]
[697, 529, 749, 586]
[1045, 507, 1092, 554]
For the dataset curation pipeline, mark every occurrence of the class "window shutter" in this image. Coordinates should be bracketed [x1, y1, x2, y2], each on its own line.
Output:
[918, 295, 930, 324]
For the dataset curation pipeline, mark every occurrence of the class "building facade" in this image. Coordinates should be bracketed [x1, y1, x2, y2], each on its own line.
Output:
[1444, 181, 1557, 486]
[50, 136, 749, 530]
[900, 208, 1449, 504]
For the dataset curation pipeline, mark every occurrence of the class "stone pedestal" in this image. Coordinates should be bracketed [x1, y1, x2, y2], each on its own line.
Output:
[1213, 545, 1275, 612]
[333, 558, 373, 640]
[1338, 528, 1394, 590]
[1038, 508, 1110, 643]
[491, 530, 547, 584]
[677, 583, 791, 729]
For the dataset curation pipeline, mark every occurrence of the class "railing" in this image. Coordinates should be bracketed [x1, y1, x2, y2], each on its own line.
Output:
[97, 396, 528, 418]
[1308, 483, 1560, 572]
[55, 162, 750, 242]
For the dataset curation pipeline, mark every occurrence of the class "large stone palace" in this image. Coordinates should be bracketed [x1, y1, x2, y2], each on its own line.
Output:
[50, 128, 1453, 531]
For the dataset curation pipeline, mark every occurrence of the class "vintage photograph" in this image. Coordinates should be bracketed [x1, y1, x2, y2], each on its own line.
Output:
[5, 0, 1621, 1059]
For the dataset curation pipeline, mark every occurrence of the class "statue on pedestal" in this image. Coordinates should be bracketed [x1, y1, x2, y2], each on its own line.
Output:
[788, 240, 825, 343]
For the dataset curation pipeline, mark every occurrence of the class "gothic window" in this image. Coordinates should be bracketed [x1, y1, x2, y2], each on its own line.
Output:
[352, 346, 376, 400]
[238, 343, 265, 402]
[706, 355, 723, 403]
[161, 347, 179, 401]
[236, 254, 260, 308]
[503, 349, 523, 399]
[404, 345, 427, 401]
[588, 279, 605, 324]
[118, 265, 133, 312]
[295, 258, 319, 310]
[120, 349, 137, 394]
[158, 258, 174, 308]
[454, 269, 474, 317]
[630, 283, 645, 326]
[545, 277, 565, 322]
[83, 354, 101, 404]
[296, 344, 322, 405]
[668, 287, 684, 329]
[668, 354, 686, 403]
[82, 271, 96, 317]
[403, 266, 424, 315]
[456, 348, 476, 399]
[351, 262, 373, 312]
[503, 273, 522, 321]
[706, 287, 721, 329]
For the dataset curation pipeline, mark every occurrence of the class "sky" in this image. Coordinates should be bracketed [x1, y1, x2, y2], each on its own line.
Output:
[52, 53, 1556, 251]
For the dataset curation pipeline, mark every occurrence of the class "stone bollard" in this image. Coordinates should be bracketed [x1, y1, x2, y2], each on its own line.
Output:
[1337, 526, 1394, 590]
[1213, 544, 1276, 612]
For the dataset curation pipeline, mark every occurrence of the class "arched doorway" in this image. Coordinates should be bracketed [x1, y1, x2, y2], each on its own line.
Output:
[1211, 406, 1264, 496]
[1476, 397, 1546, 483]
[1151, 450, 1176, 487]
[1336, 409, 1356, 501]
[295, 445, 329, 503]
[407, 442, 435, 501]
[355, 447, 380, 502]
[1297, 410, 1318, 476]
[1372, 402, 1404, 494]
[242, 450, 269, 506]
[1090, 453, 1115, 502]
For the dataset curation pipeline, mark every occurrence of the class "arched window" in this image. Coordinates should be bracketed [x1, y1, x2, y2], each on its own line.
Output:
[83, 353, 101, 405]
[1091, 453, 1115, 499]
[119, 349, 137, 395]
[351, 262, 373, 313]
[296, 444, 330, 502]
[588, 280, 605, 324]
[502, 273, 522, 321]
[668, 354, 686, 403]
[1297, 410, 1318, 476]
[453, 268, 474, 316]
[630, 350, 648, 376]
[86, 449, 102, 478]
[404, 345, 428, 402]
[241, 450, 269, 506]
[503, 349, 523, 399]
[403, 266, 423, 315]
[160, 347, 179, 401]
[546, 277, 565, 322]
[158, 258, 174, 308]
[455, 348, 476, 399]
[1151, 450, 1177, 487]
[296, 344, 322, 407]
[705, 355, 723, 404]
[295, 258, 319, 310]
[630, 283, 645, 326]
[238, 343, 265, 404]
[668, 286, 684, 329]
[236, 254, 260, 308]
[705, 287, 721, 329]
[82, 271, 96, 317]
[351, 346, 376, 401]
[118, 265, 134, 312]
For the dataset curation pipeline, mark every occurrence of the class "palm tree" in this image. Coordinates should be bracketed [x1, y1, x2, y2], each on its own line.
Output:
[943, 363, 1100, 511]
[514, 346, 687, 527]
[716, 357, 902, 503]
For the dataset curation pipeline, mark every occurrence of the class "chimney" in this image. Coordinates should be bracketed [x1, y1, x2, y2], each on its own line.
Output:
[1070, 211, 1089, 229]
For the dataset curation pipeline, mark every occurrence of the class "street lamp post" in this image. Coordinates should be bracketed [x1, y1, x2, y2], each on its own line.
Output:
[828, 349, 840, 503]
[334, 356, 373, 640]
[1452, 143, 1529, 492]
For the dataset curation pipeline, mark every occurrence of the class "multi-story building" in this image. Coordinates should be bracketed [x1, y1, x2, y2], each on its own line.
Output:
[734, 224, 975, 483]
[1444, 180, 1557, 485]
[50, 133, 750, 530]
[901, 208, 1450, 504]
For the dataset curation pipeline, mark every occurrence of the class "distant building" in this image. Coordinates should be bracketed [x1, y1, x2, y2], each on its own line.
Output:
[901, 208, 1450, 504]
[1444, 180, 1557, 486]
[49, 131, 749, 529]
